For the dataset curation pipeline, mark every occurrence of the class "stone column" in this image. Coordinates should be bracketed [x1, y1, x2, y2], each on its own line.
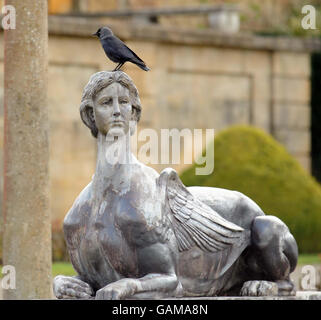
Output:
[3, 0, 52, 299]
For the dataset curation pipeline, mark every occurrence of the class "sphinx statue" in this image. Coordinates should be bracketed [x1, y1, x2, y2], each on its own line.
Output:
[53, 71, 298, 299]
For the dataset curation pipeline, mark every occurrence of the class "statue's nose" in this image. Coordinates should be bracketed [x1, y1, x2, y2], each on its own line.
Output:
[113, 101, 120, 116]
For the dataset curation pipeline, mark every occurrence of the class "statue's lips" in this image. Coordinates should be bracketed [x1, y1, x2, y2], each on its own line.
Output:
[109, 120, 125, 126]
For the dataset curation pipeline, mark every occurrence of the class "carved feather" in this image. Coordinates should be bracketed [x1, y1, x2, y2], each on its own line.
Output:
[160, 168, 248, 253]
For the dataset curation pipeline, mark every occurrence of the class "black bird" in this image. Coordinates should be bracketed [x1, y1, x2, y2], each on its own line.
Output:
[93, 27, 150, 72]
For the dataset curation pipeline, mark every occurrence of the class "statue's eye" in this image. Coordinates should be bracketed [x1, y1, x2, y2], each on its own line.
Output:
[103, 98, 112, 105]
[119, 98, 129, 104]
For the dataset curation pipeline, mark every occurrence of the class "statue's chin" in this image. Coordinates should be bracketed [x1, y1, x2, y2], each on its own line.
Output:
[105, 127, 128, 141]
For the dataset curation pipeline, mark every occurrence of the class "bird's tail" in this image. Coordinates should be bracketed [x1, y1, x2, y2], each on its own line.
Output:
[137, 62, 150, 71]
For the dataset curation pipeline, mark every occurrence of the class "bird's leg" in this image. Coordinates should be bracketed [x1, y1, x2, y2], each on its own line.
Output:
[114, 62, 124, 71]
[113, 63, 121, 72]
[113, 63, 123, 71]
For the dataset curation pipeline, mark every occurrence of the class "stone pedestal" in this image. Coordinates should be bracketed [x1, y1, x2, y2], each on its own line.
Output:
[164, 291, 321, 300]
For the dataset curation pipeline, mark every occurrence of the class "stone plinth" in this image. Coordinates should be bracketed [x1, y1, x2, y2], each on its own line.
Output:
[164, 291, 321, 300]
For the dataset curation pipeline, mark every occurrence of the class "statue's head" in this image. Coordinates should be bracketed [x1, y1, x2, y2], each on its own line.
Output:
[80, 71, 141, 138]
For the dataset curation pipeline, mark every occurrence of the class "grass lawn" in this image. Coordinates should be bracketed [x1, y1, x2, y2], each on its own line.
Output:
[297, 253, 321, 265]
[0, 263, 76, 277]
[52, 262, 76, 277]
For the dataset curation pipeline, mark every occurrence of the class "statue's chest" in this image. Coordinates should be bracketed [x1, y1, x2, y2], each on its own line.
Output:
[92, 192, 151, 242]
[64, 189, 163, 284]
[82, 193, 153, 278]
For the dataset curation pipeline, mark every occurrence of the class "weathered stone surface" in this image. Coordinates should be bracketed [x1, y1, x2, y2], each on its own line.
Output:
[47, 16, 321, 52]
[3, 0, 52, 299]
[274, 129, 310, 155]
[164, 72, 250, 131]
[164, 291, 321, 300]
[49, 120, 96, 222]
[48, 64, 98, 121]
[48, 37, 109, 68]
[273, 77, 310, 104]
[0, 61, 3, 228]
[273, 52, 310, 77]
[242, 52, 272, 132]
[243, 50, 270, 74]
[295, 291, 321, 300]
[251, 74, 271, 102]
[0, 34, 3, 59]
[123, 64, 157, 96]
[138, 96, 158, 126]
[274, 104, 310, 130]
[252, 102, 271, 132]
[169, 47, 246, 73]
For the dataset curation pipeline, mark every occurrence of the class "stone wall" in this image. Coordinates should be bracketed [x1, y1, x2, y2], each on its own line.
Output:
[42, 0, 320, 34]
[0, 16, 320, 224]
[272, 52, 311, 170]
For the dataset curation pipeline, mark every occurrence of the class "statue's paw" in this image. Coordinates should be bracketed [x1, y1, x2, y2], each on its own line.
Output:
[53, 275, 94, 299]
[96, 285, 124, 300]
[276, 280, 296, 296]
[240, 281, 278, 297]
[95, 279, 136, 300]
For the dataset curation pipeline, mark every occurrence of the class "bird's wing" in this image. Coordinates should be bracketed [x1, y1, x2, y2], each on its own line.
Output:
[158, 168, 248, 253]
[123, 44, 146, 64]
[106, 36, 146, 64]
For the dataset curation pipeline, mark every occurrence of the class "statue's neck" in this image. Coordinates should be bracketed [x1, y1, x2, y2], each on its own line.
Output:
[92, 132, 136, 197]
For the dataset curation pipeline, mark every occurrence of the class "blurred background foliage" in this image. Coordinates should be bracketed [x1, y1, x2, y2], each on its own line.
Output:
[180, 126, 321, 253]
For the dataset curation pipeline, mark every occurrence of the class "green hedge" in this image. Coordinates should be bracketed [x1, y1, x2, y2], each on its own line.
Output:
[180, 125, 321, 253]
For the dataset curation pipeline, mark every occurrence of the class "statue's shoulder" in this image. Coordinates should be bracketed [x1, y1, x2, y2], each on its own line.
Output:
[132, 161, 160, 185]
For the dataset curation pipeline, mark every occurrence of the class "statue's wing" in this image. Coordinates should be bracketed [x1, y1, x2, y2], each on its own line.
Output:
[158, 168, 248, 253]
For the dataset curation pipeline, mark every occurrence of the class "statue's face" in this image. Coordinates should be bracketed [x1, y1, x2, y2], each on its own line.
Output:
[93, 82, 133, 137]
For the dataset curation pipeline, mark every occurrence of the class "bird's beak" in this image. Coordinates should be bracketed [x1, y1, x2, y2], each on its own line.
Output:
[92, 32, 97, 37]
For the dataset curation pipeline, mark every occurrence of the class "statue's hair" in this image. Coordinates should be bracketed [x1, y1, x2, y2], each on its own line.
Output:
[80, 71, 142, 138]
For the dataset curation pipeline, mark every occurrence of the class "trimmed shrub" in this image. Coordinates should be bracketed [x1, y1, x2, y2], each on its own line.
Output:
[180, 125, 321, 253]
